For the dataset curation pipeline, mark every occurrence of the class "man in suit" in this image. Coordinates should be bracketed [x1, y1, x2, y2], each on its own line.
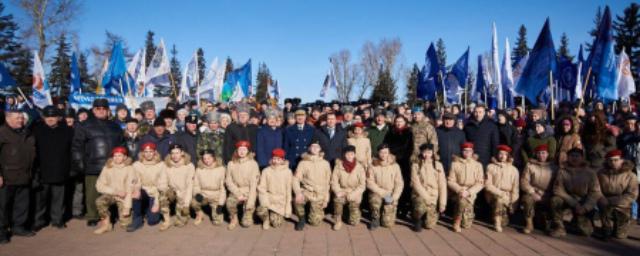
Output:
[314, 112, 348, 166]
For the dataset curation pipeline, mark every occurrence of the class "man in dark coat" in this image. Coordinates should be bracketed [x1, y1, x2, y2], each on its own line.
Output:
[283, 109, 315, 169]
[0, 109, 37, 243]
[464, 105, 499, 168]
[222, 106, 258, 164]
[32, 106, 74, 230]
[139, 118, 175, 158]
[123, 117, 141, 160]
[256, 110, 283, 169]
[436, 112, 466, 173]
[175, 114, 199, 165]
[71, 99, 123, 226]
[313, 112, 348, 166]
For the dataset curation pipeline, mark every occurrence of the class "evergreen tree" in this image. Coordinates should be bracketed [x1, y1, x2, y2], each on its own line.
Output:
[11, 49, 32, 94]
[78, 52, 95, 91]
[370, 67, 396, 103]
[557, 32, 573, 61]
[169, 44, 181, 91]
[512, 25, 530, 64]
[255, 62, 271, 103]
[613, 3, 640, 86]
[196, 48, 206, 84]
[406, 64, 419, 106]
[586, 6, 602, 53]
[145, 30, 156, 68]
[48, 34, 71, 97]
[0, 2, 22, 66]
[465, 70, 476, 106]
[436, 38, 447, 67]
[224, 57, 234, 81]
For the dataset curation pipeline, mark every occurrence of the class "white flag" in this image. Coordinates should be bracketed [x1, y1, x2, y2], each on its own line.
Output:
[179, 51, 199, 103]
[230, 81, 245, 102]
[32, 51, 52, 108]
[127, 48, 146, 97]
[502, 38, 515, 93]
[491, 22, 503, 108]
[616, 48, 636, 100]
[575, 61, 583, 100]
[199, 57, 225, 102]
[146, 39, 171, 97]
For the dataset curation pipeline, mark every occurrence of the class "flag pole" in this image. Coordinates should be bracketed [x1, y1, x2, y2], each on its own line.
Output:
[549, 70, 555, 121]
[577, 67, 593, 115]
[16, 87, 34, 109]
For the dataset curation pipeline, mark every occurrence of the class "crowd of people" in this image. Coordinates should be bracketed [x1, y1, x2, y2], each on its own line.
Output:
[0, 95, 638, 245]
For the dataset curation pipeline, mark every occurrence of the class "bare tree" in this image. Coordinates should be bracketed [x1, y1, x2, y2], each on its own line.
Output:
[330, 49, 359, 103]
[357, 38, 403, 99]
[14, 0, 82, 60]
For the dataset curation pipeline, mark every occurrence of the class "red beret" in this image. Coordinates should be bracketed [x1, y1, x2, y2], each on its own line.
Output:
[272, 148, 286, 159]
[497, 144, 512, 153]
[353, 122, 365, 128]
[534, 144, 548, 152]
[514, 119, 526, 128]
[141, 142, 157, 151]
[235, 140, 251, 149]
[606, 149, 623, 158]
[111, 146, 128, 156]
[461, 142, 474, 150]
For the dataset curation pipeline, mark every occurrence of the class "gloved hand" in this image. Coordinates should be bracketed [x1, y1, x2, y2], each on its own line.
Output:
[383, 195, 394, 205]
[195, 193, 204, 203]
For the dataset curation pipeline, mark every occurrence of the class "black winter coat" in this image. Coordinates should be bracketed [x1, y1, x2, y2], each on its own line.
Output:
[33, 121, 73, 183]
[71, 117, 123, 176]
[464, 117, 499, 167]
[313, 126, 348, 163]
[0, 125, 36, 185]
[223, 123, 258, 164]
[175, 130, 198, 165]
[436, 126, 466, 173]
[124, 132, 141, 160]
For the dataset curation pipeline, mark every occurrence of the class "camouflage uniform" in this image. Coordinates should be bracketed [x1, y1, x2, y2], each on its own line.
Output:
[597, 160, 639, 239]
[225, 194, 255, 227]
[190, 197, 224, 225]
[160, 188, 190, 226]
[293, 153, 332, 226]
[447, 156, 484, 230]
[412, 195, 439, 228]
[96, 195, 131, 228]
[256, 206, 286, 228]
[333, 196, 361, 225]
[410, 120, 438, 162]
[331, 159, 367, 227]
[411, 160, 447, 229]
[196, 129, 225, 161]
[294, 200, 325, 226]
[366, 156, 403, 228]
[369, 194, 397, 227]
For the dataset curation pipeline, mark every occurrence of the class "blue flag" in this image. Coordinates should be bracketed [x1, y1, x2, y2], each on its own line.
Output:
[70, 52, 82, 93]
[102, 42, 136, 96]
[417, 43, 440, 101]
[474, 55, 486, 102]
[557, 57, 577, 100]
[221, 59, 251, 102]
[445, 47, 469, 104]
[585, 6, 617, 101]
[0, 62, 16, 89]
[515, 18, 556, 107]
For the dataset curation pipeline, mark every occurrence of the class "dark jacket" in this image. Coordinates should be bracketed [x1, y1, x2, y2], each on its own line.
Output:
[436, 126, 466, 173]
[0, 125, 36, 185]
[71, 117, 123, 176]
[464, 116, 499, 167]
[33, 121, 73, 183]
[497, 122, 517, 147]
[139, 131, 175, 158]
[175, 130, 198, 165]
[222, 122, 258, 164]
[256, 125, 283, 168]
[124, 131, 141, 160]
[384, 126, 413, 179]
[313, 125, 348, 164]
[283, 124, 315, 169]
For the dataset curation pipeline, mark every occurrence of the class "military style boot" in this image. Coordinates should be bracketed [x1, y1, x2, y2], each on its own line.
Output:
[523, 217, 534, 234]
[194, 211, 204, 226]
[159, 213, 172, 231]
[494, 216, 503, 232]
[228, 215, 239, 230]
[93, 219, 112, 235]
[412, 218, 423, 232]
[295, 218, 305, 231]
[453, 217, 462, 233]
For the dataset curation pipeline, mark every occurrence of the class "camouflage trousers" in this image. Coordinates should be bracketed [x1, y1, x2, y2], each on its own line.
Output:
[294, 199, 325, 226]
[412, 195, 439, 229]
[334, 197, 361, 225]
[598, 200, 631, 239]
[369, 194, 397, 227]
[190, 196, 224, 225]
[256, 206, 285, 228]
[159, 188, 190, 227]
[225, 194, 255, 227]
[550, 196, 593, 236]
[521, 194, 551, 229]
[488, 198, 511, 227]
[95, 194, 131, 227]
[452, 196, 475, 228]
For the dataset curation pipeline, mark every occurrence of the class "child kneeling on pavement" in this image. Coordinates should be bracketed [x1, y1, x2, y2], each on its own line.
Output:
[257, 148, 293, 230]
[191, 149, 227, 226]
[161, 144, 195, 230]
[366, 143, 403, 230]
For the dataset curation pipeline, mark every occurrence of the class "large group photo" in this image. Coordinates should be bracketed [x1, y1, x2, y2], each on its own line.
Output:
[0, 1, 639, 255]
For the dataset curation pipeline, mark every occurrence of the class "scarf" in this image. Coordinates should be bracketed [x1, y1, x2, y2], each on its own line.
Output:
[342, 159, 356, 173]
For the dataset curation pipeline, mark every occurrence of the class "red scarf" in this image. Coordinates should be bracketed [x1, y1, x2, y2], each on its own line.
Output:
[342, 159, 356, 173]
[394, 126, 409, 134]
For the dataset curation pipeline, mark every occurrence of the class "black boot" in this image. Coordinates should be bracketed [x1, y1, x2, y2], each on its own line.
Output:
[369, 218, 380, 230]
[295, 219, 305, 231]
[412, 218, 423, 232]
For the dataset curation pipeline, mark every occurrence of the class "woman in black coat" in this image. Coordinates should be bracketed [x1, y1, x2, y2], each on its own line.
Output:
[383, 115, 413, 217]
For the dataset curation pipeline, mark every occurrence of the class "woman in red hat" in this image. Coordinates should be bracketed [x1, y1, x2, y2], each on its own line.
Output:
[520, 144, 557, 234]
[129, 142, 168, 232]
[256, 148, 293, 230]
[225, 140, 260, 230]
[447, 142, 484, 233]
[347, 122, 372, 169]
[484, 145, 519, 232]
[93, 147, 138, 235]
